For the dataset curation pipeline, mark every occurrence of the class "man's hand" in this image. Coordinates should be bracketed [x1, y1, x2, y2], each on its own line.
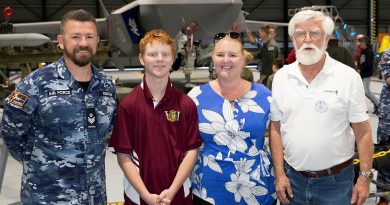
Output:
[275, 174, 294, 204]
[351, 176, 370, 205]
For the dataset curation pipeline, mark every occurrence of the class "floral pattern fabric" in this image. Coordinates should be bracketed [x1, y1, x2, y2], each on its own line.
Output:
[189, 83, 276, 205]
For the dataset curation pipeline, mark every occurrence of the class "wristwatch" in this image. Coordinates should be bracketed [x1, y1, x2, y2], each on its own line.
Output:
[359, 170, 373, 180]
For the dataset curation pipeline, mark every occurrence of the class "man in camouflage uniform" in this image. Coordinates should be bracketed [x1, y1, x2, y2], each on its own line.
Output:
[245, 25, 279, 84]
[1, 10, 117, 204]
[377, 48, 390, 205]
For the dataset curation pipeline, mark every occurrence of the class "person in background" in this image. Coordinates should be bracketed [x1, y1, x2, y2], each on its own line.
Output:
[376, 48, 390, 205]
[241, 50, 254, 82]
[108, 29, 202, 205]
[172, 21, 199, 72]
[270, 10, 373, 205]
[266, 58, 284, 90]
[189, 32, 276, 205]
[285, 48, 296, 64]
[326, 38, 355, 69]
[355, 34, 365, 67]
[246, 25, 279, 84]
[1, 9, 117, 204]
[269, 26, 277, 39]
[358, 35, 379, 113]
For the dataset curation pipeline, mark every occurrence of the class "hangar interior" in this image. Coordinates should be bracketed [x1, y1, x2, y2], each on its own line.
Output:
[2, 0, 390, 57]
[0, 0, 390, 205]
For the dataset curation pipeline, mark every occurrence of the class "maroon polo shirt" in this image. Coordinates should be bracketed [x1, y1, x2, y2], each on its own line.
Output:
[109, 77, 202, 205]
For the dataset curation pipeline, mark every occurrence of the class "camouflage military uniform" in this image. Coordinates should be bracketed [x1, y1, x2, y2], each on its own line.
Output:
[1, 57, 117, 204]
[377, 48, 390, 196]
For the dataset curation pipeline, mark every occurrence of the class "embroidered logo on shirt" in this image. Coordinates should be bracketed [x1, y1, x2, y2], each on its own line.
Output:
[48, 90, 72, 97]
[6, 91, 29, 109]
[324, 89, 339, 95]
[165, 110, 180, 122]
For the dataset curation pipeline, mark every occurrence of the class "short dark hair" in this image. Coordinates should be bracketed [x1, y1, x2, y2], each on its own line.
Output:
[60, 9, 97, 34]
[359, 36, 370, 45]
[272, 58, 284, 69]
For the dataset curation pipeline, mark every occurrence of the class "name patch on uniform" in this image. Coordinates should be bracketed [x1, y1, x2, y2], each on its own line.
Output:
[6, 91, 28, 109]
[100, 91, 114, 97]
[48, 90, 72, 97]
[165, 110, 180, 122]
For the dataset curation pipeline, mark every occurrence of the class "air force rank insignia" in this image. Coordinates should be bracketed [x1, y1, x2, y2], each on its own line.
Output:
[165, 110, 180, 122]
[6, 91, 29, 109]
[86, 108, 97, 128]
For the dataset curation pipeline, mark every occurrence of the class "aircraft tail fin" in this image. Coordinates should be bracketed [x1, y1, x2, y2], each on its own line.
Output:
[98, 0, 110, 18]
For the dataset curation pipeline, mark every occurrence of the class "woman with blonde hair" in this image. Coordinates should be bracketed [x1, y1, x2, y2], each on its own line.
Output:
[189, 32, 276, 205]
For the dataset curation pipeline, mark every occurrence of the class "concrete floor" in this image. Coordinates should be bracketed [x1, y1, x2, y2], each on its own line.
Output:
[0, 69, 386, 204]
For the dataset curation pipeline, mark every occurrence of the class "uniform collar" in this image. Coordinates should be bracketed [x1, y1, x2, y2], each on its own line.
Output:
[55, 56, 100, 91]
[141, 76, 173, 104]
[286, 52, 336, 80]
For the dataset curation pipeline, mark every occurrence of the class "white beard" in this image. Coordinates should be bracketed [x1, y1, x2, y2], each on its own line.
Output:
[294, 41, 326, 65]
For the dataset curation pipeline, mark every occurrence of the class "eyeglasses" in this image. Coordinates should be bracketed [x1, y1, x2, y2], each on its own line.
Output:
[214, 32, 241, 42]
[294, 30, 324, 41]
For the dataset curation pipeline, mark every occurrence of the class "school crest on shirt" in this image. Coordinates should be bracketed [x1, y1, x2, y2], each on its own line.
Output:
[165, 110, 180, 122]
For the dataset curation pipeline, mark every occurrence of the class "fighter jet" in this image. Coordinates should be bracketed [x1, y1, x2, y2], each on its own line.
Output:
[1, 0, 292, 90]
[1, 0, 243, 68]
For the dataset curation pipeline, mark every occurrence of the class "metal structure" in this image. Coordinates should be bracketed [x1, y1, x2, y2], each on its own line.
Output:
[0, 139, 9, 194]
[370, 0, 378, 46]
[288, 5, 354, 43]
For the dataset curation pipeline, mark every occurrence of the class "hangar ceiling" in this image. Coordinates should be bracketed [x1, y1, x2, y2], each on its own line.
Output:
[2, 0, 390, 26]
[1, 0, 390, 55]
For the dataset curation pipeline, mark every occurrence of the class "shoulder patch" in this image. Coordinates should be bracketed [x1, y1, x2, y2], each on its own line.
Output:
[6, 91, 29, 109]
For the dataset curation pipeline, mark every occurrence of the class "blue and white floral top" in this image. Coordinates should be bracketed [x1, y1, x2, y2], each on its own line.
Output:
[188, 82, 276, 205]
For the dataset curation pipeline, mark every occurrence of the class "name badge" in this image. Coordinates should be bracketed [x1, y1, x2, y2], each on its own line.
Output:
[268, 47, 275, 51]
[48, 90, 72, 97]
[100, 91, 114, 97]
[315, 100, 328, 113]
[86, 108, 97, 128]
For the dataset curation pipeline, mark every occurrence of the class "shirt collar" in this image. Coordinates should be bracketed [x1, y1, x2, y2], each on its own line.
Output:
[141, 76, 173, 104]
[55, 56, 100, 90]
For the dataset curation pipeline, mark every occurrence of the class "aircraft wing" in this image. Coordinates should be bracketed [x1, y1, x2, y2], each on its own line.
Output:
[13, 18, 108, 38]
[231, 10, 288, 33]
[107, 0, 243, 58]
[3, 0, 245, 68]
[245, 20, 288, 29]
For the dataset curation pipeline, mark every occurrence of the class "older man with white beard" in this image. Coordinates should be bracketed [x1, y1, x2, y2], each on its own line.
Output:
[269, 10, 373, 205]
